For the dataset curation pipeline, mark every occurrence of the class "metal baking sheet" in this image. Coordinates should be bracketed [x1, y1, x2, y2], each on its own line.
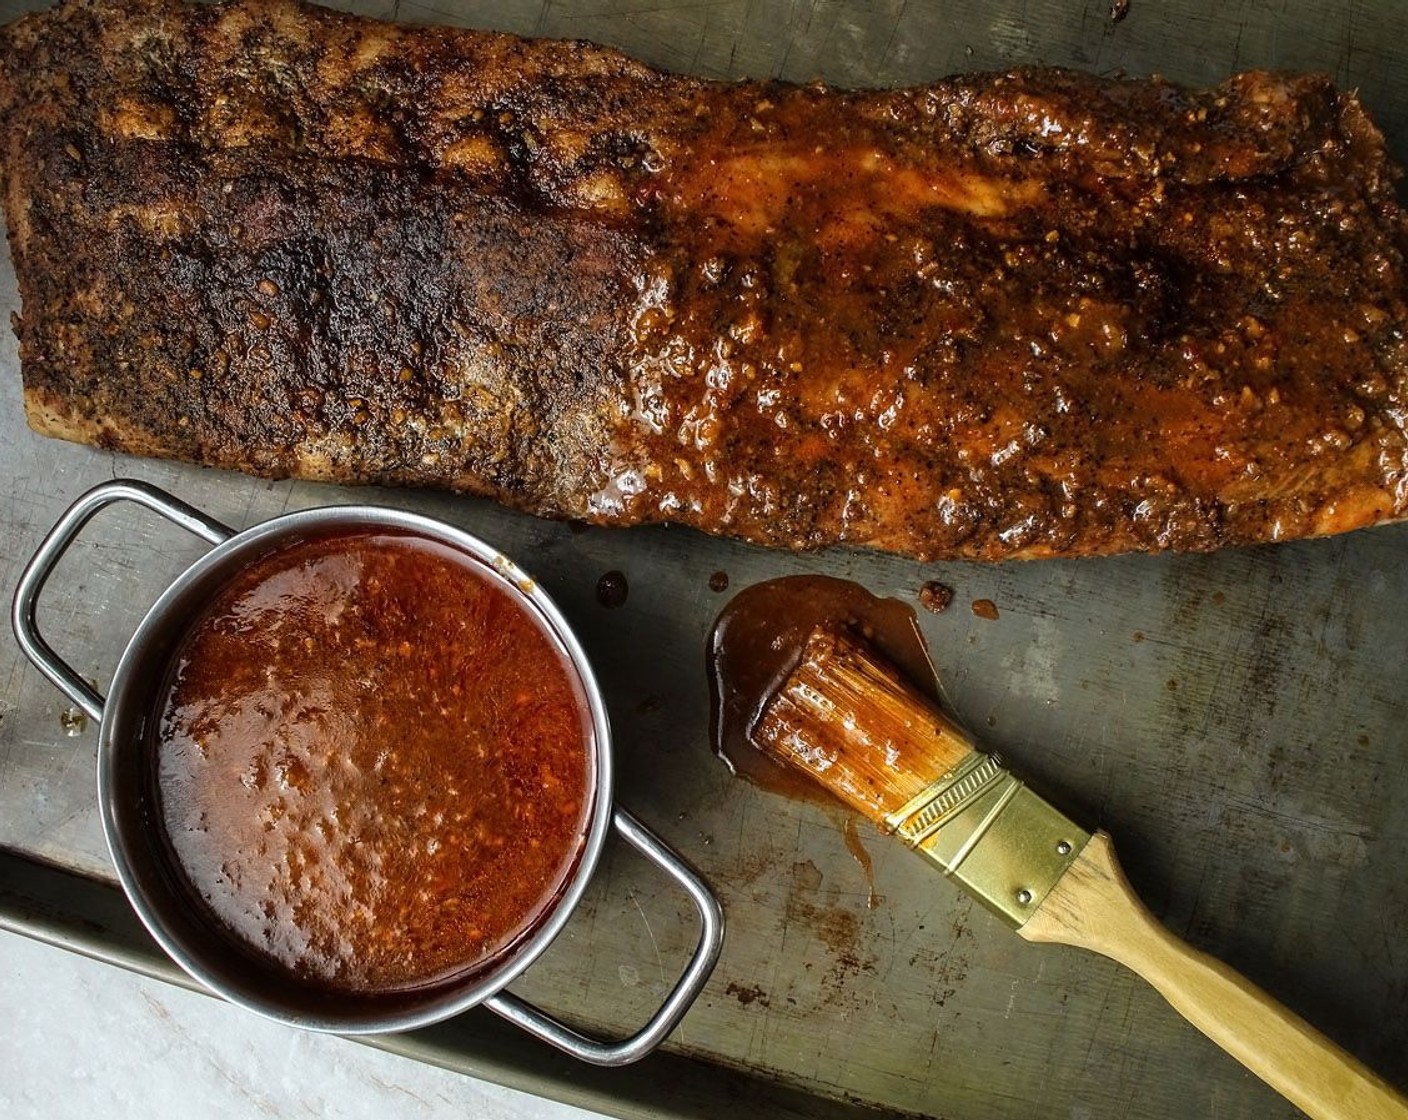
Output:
[2, 1, 1407, 1117]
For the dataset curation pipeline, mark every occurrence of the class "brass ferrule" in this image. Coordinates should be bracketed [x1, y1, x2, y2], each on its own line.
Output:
[882, 749, 1090, 927]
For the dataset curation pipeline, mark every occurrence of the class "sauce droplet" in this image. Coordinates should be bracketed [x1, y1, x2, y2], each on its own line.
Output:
[918, 580, 953, 613]
[971, 598, 999, 620]
[596, 569, 629, 608]
[708, 570, 730, 593]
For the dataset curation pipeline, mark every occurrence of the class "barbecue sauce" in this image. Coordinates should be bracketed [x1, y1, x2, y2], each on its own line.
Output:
[152, 529, 593, 994]
[707, 575, 938, 803]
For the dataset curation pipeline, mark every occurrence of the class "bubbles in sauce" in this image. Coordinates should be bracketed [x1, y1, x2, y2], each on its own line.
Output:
[154, 529, 594, 994]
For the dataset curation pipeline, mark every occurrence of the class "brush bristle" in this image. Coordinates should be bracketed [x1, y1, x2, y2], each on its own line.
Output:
[750, 627, 977, 822]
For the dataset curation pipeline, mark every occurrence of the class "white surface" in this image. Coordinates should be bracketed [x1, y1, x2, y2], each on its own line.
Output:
[0, 930, 610, 1120]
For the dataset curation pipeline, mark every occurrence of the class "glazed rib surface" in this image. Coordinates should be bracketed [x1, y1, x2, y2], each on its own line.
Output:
[3, 0, 1408, 559]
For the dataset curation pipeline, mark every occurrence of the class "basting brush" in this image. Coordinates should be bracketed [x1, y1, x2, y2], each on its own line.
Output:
[752, 626, 1407, 1120]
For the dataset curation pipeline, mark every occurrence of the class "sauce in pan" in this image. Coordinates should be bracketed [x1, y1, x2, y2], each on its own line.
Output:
[152, 529, 593, 993]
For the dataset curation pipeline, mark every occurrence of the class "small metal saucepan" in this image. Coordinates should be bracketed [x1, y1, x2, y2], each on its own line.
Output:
[12, 479, 723, 1065]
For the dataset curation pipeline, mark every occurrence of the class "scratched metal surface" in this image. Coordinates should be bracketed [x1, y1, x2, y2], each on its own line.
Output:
[2, 1, 1407, 1117]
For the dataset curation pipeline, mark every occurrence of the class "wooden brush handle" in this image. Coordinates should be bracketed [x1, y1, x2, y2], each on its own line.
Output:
[1020, 832, 1408, 1120]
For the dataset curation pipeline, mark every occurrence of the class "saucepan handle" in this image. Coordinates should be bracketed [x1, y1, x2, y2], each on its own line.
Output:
[485, 806, 725, 1067]
[11, 479, 233, 722]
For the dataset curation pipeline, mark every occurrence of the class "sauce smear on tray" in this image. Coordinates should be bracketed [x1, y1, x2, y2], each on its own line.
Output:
[707, 575, 938, 803]
[153, 529, 593, 993]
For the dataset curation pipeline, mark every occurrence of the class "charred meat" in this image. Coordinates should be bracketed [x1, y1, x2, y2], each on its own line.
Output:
[3, 0, 1408, 559]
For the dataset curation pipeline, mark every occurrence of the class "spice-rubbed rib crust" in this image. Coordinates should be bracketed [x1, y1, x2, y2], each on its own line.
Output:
[3, 0, 1408, 560]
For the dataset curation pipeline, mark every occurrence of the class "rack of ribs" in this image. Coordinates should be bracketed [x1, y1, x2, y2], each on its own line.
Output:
[3, 0, 1407, 559]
